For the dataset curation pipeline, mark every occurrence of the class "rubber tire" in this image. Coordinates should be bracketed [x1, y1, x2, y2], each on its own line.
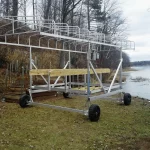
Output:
[19, 94, 30, 108]
[63, 92, 69, 98]
[88, 104, 100, 122]
[124, 93, 131, 105]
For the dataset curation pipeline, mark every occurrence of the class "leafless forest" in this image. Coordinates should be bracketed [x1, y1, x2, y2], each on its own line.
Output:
[0, 0, 130, 69]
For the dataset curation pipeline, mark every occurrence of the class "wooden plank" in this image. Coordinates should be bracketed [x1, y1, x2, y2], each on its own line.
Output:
[30, 68, 110, 76]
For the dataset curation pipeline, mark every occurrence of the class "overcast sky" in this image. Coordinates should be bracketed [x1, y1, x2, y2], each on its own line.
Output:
[120, 0, 150, 62]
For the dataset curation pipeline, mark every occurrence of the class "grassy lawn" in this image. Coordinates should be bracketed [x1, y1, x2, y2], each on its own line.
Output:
[0, 95, 150, 150]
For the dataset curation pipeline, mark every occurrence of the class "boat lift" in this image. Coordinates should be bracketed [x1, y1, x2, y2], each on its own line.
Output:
[0, 16, 135, 121]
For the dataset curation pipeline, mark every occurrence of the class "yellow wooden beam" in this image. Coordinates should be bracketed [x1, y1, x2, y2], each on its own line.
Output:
[30, 68, 110, 76]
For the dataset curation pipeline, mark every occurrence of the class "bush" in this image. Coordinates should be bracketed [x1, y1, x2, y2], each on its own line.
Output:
[0, 46, 8, 68]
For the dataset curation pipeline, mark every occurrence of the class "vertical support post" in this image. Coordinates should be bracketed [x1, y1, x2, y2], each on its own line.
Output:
[67, 25, 69, 36]
[24, 0, 27, 23]
[77, 75, 79, 88]
[78, 28, 80, 38]
[89, 62, 106, 93]
[12, 18, 14, 34]
[48, 71, 51, 91]
[119, 47, 123, 89]
[84, 74, 86, 86]
[72, 75, 74, 88]
[87, 42, 91, 107]
[65, 76, 67, 93]
[29, 47, 32, 91]
[119, 47, 123, 101]
[54, 21, 56, 34]
[29, 47, 34, 102]
[21, 66, 24, 94]
[99, 74, 102, 81]
[108, 59, 123, 93]
[69, 51, 71, 89]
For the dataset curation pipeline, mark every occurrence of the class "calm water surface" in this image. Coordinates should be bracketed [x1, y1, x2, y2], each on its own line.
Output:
[123, 66, 150, 100]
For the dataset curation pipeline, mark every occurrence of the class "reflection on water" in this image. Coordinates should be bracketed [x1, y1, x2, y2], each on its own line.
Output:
[123, 66, 150, 100]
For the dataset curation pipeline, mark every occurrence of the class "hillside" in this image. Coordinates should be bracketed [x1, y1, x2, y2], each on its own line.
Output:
[131, 61, 150, 66]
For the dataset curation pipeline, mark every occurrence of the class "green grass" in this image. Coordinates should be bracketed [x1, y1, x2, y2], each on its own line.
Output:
[0, 95, 150, 150]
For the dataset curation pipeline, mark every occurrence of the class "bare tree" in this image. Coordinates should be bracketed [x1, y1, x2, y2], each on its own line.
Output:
[43, 0, 52, 20]
[0, 0, 12, 16]
[86, 0, 130, 68]
[12, 0, 18, 19]
[78, 0, 83, 27]
[59, 0, 82, 68]
[61, 0, 82, 23]
[87, 0, 90, 30]
[6, 0, 10, 16]
[0, 0, 130, 69]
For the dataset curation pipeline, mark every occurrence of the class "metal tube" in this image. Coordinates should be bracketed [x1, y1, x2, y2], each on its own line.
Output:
[108, 59, 123, 93]
[21, 66, 24, 94]
[89, 61, 106, 93]
[53, 61, 69, 87]
[39, 36, 49, 47]
[12, 18, 14, 34]
[87, 42, 91, 105]
[99, 74, 102, 81]
[84, 74, 86, 86]
[69, 51, 71, 89]
[65, 76, 68, 92]
[28, 89, 33, 102]
[0, 42, 86, 54]
[90, 89, 123, 101]
[32, 62, 48, 84]
[119, 48, 123, 89]
[28, 102, 87, 115]
[1, 31, 38, 37]
[40, 32, 121, 48]
[77, 75, 79, 88]
[48, 71, 51, 91]
[29, 47, 32, 90]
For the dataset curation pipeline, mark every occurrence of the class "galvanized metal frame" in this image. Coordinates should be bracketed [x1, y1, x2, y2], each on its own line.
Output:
[0, 16, 135, 117]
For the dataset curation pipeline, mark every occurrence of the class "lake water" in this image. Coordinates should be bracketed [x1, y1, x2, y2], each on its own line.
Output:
[123, 66, 150, 100]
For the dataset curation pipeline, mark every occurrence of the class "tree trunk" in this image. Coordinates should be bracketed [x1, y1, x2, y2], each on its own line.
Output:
[24, 0, 27, 22]
[53, 1, 57, 21]
[12, 0, 18, 28]
[12, 0, 18, 20]
[44, 0, 51, 20]
[6, 0, 10, 16]
[78, 0, 83, 27]
[71, 1, 75, 26]
[87, 0, 90, 30]
[60, 0, 67, 68]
